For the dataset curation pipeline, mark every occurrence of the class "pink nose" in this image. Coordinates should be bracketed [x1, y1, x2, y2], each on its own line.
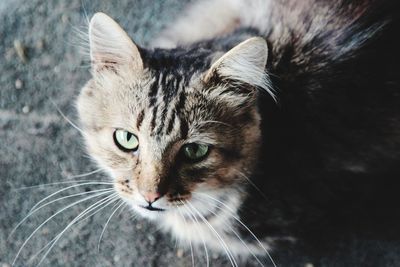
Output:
[143, 192, 161, 204]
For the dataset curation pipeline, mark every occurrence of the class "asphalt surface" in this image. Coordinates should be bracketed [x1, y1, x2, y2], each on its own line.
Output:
[0, 1, 200, 266]
[1, 1, 400, 267]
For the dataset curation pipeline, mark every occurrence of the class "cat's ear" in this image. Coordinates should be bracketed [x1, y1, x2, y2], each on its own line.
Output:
[204, 37, 274, 101]
[89, 12, 143, 74]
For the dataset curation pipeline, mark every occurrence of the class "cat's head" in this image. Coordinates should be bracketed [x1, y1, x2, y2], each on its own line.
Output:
[77, 13, 272, 220]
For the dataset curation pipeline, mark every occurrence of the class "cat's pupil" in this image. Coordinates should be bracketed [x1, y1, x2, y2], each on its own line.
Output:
[183, 143, 208, 161]
[186, 144, 196, 154]
[126, 132, 132, 141]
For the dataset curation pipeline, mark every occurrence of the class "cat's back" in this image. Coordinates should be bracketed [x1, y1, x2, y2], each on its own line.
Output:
[262, 0, 400, 173]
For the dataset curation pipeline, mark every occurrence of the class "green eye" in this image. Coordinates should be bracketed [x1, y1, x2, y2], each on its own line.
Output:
[113, 129, 139, 152]
[182, 143, 209, 161]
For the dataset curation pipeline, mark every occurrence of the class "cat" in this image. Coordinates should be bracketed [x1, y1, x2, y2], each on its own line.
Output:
[77, 0, 400, 265]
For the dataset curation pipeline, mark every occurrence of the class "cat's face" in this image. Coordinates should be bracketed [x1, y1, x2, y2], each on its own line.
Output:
[77, 13, 271, 220]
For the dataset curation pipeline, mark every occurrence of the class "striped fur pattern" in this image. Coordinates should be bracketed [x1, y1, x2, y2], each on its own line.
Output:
[77, 0, 399, 264]
[78, 12, 269, 260]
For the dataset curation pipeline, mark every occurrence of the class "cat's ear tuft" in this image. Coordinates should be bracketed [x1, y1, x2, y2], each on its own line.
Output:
[89, 12, 143, 73]
[204, 37, 275, 100]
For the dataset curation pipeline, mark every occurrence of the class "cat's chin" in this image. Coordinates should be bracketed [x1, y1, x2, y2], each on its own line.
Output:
[130, 204, 167, 220]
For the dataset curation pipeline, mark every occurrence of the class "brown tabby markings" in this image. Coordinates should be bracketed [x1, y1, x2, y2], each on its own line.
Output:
[136, 109, 145, 129]
[78, 12, 273, 259]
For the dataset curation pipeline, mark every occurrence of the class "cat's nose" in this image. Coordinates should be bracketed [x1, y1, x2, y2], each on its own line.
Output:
[143, 192, 161, 204]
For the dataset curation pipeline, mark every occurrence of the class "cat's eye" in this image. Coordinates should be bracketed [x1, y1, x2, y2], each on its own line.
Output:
[182, 143, 209, 161]
[113, 129, 139, 152]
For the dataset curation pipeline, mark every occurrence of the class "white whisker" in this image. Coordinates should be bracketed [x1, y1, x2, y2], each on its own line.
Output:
[116, 202, 127, 217]
[35, 194, 119, 266]
[29, 182, 115, 213]
[180, 203, 210, 267]
[234, 169, 269, 202]
[31, 188, 114, 216]
[50, 99, 85, 135]
[14, 178, 112, 191]
[192, 195, 265, 267]
[8, 188, 114, 240]
[197, 120, 232, 128]
[184, 201, 238, 267]
[12, 190, 114, 266]
[194, 192, 277, 267]
[28, 194, 118, 263]
[66, 168, 103, 179]
[177, 204, 195, 267]
[81, 0, 90, 25]
[97, 200, 125, 252]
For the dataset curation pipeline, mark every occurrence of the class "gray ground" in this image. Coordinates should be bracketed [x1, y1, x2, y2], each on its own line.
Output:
[0, 1, 200, 266]
[1, 1, 400, 267]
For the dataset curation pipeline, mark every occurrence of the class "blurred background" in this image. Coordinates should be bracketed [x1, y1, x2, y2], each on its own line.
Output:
[1, 1, 400, 267]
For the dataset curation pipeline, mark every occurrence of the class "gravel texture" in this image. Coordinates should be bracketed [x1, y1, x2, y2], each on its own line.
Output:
[0, 1, 197, 266]
[1, 1, 400, 267]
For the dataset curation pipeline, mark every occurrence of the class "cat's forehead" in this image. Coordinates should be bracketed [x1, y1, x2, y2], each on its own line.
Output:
[126, 49, 216, 117]
[134, 71, 208, 139]
[140, 47, 214, 77]
[100, 48, 228, 144]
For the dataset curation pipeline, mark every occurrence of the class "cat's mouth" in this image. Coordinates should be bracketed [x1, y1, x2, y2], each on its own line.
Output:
[140, 204, 166, 212]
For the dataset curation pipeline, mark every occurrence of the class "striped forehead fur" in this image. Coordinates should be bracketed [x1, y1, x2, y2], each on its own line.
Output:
[87, 12, 276, 103]
[144, 70, 188, 137]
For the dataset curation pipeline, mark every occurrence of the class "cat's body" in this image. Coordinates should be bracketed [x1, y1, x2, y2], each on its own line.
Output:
[77, 0, 400, 265]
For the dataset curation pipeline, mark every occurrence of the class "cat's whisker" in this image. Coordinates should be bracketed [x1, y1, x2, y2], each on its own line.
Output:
[8, 188, 114, 240]
[76, 63, 91, 68]
[35, 194, 119, 266]
[113, 166, 138, 172]
[69, 22, 90, 49]
[71, 26, 89, 42]
[97, 200, 125, 252]
[72, 46, 91, 56]
[68, 36, 90, 50]
[234, 169, 269, 202]
[71, 43, 90, 52]
[81, 0, 90, 25]
[29, 182, 115, 213]
[184, 201, 238, 267]
[30, 188, 114, 216]
[66, 168, 103, 179]
[28, 194, 118, 263]
[81, 153, 93, 160]
[12, 190, 114, 266]
[29, 195, 116, 266]
[191, 195, 265, 267]
[180, 202, 210, 267]
[173, 205, 181, 250]
[197, 120, 233, 128]
[194, 192, 277, 267]
[72, 46, 91, 59]
[50, 99, 85, 135]
[176, 203, 195, 267]
[116, 202, 127, 217]
[14, 179, 111, 190]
